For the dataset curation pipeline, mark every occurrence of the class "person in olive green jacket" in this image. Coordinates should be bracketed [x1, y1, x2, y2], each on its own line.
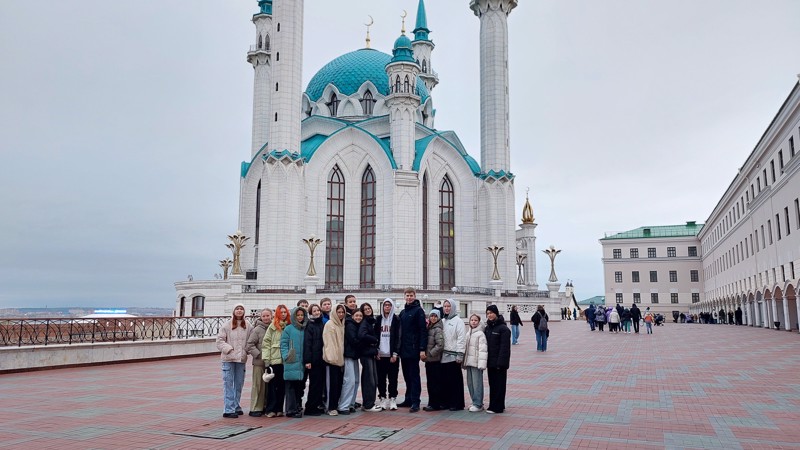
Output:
[262, 304, 290, 417]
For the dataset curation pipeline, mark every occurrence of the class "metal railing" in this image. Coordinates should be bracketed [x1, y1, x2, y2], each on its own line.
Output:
[240, 284, 551, 297]
[0, 316, 241, 348]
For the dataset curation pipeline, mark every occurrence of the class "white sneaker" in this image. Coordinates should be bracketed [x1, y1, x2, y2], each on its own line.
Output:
[365, 405, 383, 412]
[379, 397, 387, 410]
[468, 405, 482, 412]
[485, 409, 495, 414]
[327, 409, 338, 416]
[389, 398, 397, 410]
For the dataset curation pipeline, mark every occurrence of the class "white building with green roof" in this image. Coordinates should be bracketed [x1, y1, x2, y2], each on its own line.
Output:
[600, 222, 704, 316]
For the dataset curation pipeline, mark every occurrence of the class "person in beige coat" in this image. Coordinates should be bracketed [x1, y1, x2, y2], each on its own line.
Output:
[245, 308, 272, 416]
[462, 314, 488, 412]
[216, 303, 250, 418]
[322, 304, 346, 415]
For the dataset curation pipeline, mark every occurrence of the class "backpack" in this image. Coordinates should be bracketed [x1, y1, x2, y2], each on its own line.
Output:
[537, 313, 548, 331]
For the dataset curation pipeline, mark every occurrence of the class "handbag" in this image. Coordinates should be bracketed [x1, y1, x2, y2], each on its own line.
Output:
[262, 366, 275, 383]
[285, 338, 297, 363]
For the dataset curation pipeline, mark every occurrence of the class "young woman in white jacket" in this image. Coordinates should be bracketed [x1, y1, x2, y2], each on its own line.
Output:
[462, 314, 488, 412]
[440, 299, 467, 410]
[216, 303, 250, 418]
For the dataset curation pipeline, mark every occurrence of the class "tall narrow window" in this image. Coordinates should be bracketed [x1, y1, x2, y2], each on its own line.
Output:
[191, 296, 205, 317]
[770, 160, 776, 183]
[360, 90, 375, 115]
[394, 75, 401, 93]
[779, 150, 784, 169]
[404, 75, 410, 93]
[785, 207, 791, 236]
[776, 214, 782, 240]
[265, 34, 270, 50]
[422, 59, 428, 73]
[179, 297, 186, 316]
[258, 34, 263, 49]
[795, 198, 800, 230]
[325, 166, 345, 287]
[326, 93, 340, 117]
[360, 167, 376, 288]
[422, 173, 429, 289]
[439, 176, 455, 290]
[791, 136, 796, 157]
[255, 181, 261, 245]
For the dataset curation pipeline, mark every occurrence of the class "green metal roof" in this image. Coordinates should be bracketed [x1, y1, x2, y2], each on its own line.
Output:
[577, 296, 605, 306]
[305, 49, 429, 103]
[601, 222, 704, 240]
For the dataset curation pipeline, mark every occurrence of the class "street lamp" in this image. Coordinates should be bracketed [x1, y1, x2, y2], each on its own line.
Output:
[486, 244, 505, 281]
[302, 235, 323, 277]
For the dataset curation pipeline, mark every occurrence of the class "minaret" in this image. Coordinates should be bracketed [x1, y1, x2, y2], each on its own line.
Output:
[248, 0, 272, 157]
[518, 191, 538, 290]
[412, 0, 438, 93]
[470, 0, 517, 173]
[385, 24, 421, 171]
[270, 0, 304, 154]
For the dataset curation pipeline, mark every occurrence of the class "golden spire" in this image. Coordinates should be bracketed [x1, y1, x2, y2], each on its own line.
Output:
[364, 15, 373, 49]
[522, 187, 535, 224]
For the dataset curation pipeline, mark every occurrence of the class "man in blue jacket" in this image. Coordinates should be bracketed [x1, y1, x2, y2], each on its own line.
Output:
[396, 287, 427, 413]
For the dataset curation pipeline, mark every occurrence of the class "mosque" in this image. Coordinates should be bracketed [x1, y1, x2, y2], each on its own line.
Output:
[174, 0, 574, 320]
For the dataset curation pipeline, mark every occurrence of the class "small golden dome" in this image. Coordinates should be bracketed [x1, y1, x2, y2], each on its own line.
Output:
[522, 191, 534, 224]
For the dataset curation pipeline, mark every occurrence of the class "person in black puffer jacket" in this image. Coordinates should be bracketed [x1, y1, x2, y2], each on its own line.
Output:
[358, 303, 381, 411]
[484, 305, 511, 414]
[303, 304, 325, 415]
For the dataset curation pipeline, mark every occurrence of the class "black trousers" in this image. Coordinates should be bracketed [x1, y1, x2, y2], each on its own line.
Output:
[284, 379, 304, 414]
[360, 356, 378, 409]
[425, 361, 444, 408]
[265, 364, 285, 414]
[401, 356, 422, 407]
[376, 356, 399, 399]
[486, 367, 507, 413]
[326, 364, 343, 412]
[632, 319, 640, 333]
[305, 363, 326, 413]
[440, 361, 465, 409]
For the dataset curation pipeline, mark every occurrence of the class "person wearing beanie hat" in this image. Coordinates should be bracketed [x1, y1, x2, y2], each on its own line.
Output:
[484, 304, 510, 414]
[216, 303, 250, 418]
[423, 309, 444, 411]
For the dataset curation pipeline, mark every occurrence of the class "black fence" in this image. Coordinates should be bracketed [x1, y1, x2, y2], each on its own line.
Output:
[0, 316, 239, 347]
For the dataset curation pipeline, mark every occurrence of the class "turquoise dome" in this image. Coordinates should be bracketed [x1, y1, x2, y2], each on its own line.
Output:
[393, 34, 412, 50]
[305, 48, 429, 104]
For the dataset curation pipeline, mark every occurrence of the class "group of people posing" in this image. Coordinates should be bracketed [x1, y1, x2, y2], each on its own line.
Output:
[585, 303, 656, 334]
[215, 288, 513, 419]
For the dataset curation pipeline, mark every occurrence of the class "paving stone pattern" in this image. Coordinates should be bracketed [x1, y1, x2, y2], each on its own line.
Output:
[1, 320, 799, 449]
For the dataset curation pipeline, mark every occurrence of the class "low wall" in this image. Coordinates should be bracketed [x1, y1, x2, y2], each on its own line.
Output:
[0, 338, 217, 373]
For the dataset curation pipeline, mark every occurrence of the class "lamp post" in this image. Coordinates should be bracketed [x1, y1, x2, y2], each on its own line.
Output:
[226, 230, 250, 276]
[486, 244, 504, 281]
[515, 252, 527, 285]
[219, 258, 233, 280]
[302, 235, 323, 277]
[543, 245, 561, 282]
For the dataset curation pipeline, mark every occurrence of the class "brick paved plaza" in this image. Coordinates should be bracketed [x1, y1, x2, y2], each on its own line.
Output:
[1, 320, 799, 449]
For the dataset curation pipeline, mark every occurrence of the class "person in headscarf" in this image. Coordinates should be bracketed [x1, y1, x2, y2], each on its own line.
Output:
[322, 304, 346, 415]
[281, 307, 307, 417]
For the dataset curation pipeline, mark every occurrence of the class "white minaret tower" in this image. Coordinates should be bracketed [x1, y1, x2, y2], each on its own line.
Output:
[516, 190, 539, 290]
[385, 25, 421, 171]
[412, 0, 438, 93]
[470, 0, 516, 173]
[248, 0, 272, 157]
[270, 0, 304, 154]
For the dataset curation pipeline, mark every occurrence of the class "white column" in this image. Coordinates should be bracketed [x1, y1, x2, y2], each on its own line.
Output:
[270, 0, 303, 154]
[782, 296, 791, 330]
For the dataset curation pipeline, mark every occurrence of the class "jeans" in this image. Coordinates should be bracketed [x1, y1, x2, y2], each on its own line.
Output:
[376, 356, 399, 399]
[511, 324, 520, 344]
[359, 356, 378, 409]
[338, 358, 360, 411]
[535, 329, 547, 351]
[588, 318, 595, 331]
[645, 322, 653, 334]
[465, 366, 484, 408]
[622, 320, 631, 333]
[221, 362, 246, 414]
[400, 356, 422, 407]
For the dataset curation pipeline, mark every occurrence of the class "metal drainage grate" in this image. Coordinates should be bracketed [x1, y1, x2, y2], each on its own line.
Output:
[172, 423, 261, 440]
[322, 423, 402, 442]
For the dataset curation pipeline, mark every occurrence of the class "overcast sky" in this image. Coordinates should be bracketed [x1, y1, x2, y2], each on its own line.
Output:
[1, 1, 799, 309]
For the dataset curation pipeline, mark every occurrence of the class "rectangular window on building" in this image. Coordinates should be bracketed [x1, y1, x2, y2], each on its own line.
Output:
[791, 136, 796, 157]
[796, 198, 800, 230]
[650, 271, 658, 282]
[770, 160, 776, 183]
[613, 248, 621, 259]
[632, 271, 640, 283]
[615, 271, 622, 283]
[792, 262, 796, 280]
[775, 214, 781, 240]
[667, 247, 676, 257]
[616, 293, 623, 303]
[692, 293, 699, 303]
[630, 248, 639, 258]
[779, 150, 785, 170]
[669, 270, 677, 282]
[781, 265, 786, 282]
[648, 248, 656, 258]
[671, 293, 679, 304]
[785, 207, 791, 236]
[688, 246, 697, 257]
[651, 293, 659, 304]
[768, 221, 773, 244]
[633, 293, 641, 303]
[690, 270, 699, 282]
[763, 169, 768, 186]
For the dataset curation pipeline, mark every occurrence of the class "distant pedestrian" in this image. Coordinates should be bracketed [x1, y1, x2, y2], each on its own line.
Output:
[643, 311, 654, 334]
[595, 307, 606, 331]
[735, 307, 743, 325]
[609, 308, 620, 333]
[531, 305, 549, 352]
[509, 305, 523, 344]
[630, 304, 641, 333]
[586, 303, 596, 331]
[216, 303, 249, 419]
[484, 305, 511, 414]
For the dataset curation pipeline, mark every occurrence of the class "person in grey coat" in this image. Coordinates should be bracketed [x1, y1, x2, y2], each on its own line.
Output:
[245, 308, 272, 416]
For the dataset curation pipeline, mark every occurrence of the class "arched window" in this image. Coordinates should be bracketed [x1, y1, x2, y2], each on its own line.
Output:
[422, 59, 428, 73]
[265, 34, 270, 51]
[258, 34, 263, 50]
[326, 93, 340, 117]
[404, 75, 410, 93]
[255, 180, 261, 245]
[360, 166, 376, 288]
[191, 296, 205, 317]
[325, 166, 345, 287]
[439, 176, 455, 290]
[179, 297, 186, 316]
[394, 75, 401, 94]
[360, 90, 375, 115]
[422, 172, 429, 289]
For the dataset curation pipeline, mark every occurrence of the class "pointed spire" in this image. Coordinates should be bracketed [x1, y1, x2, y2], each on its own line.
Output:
[413, 0, 431, 42]
[364, 15, 373, 49]
[522, 188, 535, 224]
